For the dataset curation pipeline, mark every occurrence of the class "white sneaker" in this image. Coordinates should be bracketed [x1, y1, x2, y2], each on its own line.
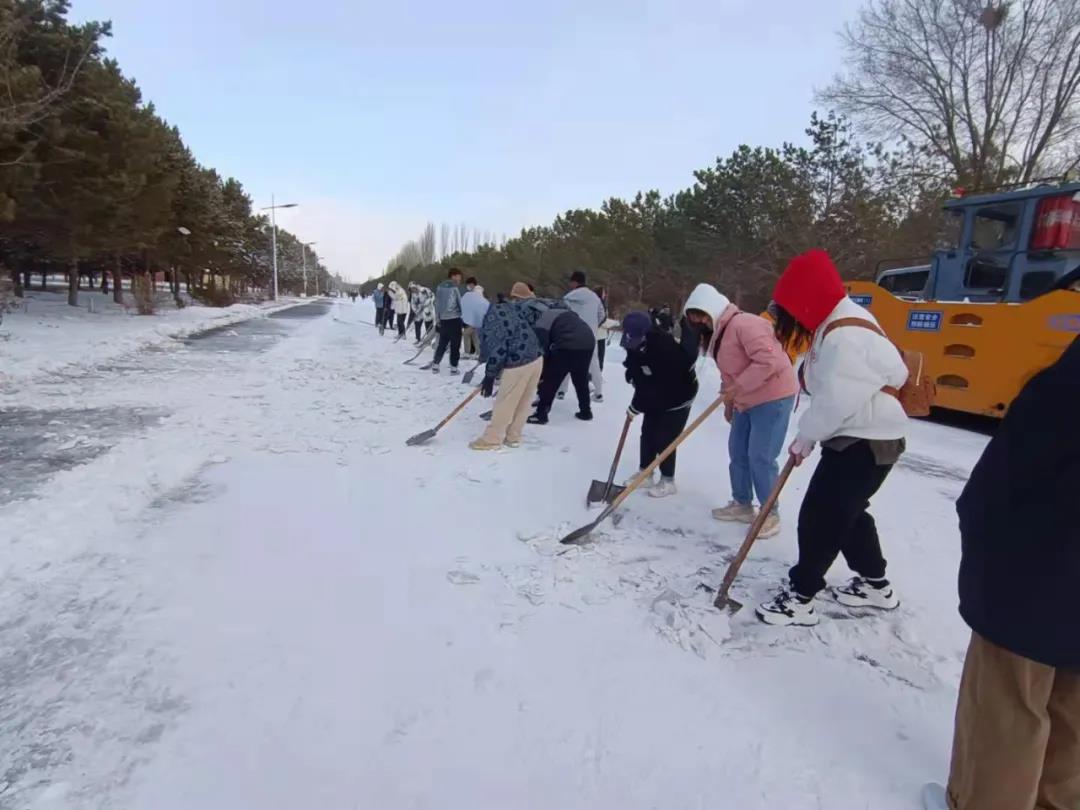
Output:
[627, 471, 655, 489]
[832, 577, 900, 610]
[431, 366, 440, 374]
[757, 511, 781, 538]
[592, 393, 604, 402]
[648, 477, 676, 498]
[711, 501, 754, 522]
[921, 784, 948, 810]
[450, 367, 460, 376]
[757, 586, 819, 626]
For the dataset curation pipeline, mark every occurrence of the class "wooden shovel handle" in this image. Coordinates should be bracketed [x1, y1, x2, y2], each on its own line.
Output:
[714, 456, 797, 607]
[434, 387, 482, 432]
[604, 413, 634, 487]
[607, 396, 724, 512]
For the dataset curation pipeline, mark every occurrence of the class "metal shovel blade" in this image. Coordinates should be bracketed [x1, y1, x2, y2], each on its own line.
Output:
[712, 593, 745, 614]
[405, 429, 437, 446]
[586, 480, 626, 507]
[462, 368, 476, 384]
[559, 518, 602, 545]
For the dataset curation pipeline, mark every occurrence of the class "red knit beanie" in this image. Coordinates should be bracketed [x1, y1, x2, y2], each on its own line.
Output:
[773, 249, 846, 332]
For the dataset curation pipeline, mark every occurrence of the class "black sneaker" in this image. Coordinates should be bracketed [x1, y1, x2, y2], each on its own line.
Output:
[527, 412, 548, 425]
[575, 411, 593, 421]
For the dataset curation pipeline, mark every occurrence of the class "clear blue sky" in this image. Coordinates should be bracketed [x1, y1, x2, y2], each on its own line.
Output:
[72, 0, 864, 281]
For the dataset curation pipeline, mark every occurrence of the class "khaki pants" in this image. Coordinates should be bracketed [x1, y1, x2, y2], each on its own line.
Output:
[478, 358, 543, 445]
[947, 632, 1080, 810]
[462, 326, 478, 356]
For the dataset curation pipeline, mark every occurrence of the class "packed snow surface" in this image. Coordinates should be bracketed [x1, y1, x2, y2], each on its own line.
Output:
[0, 299, 988, 809]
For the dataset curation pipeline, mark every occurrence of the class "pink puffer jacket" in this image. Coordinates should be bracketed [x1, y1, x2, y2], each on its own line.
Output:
[712, 305, 798, 411]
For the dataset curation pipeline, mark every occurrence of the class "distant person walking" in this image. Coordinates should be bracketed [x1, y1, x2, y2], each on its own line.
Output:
[560, 270, 607, 402]
[431, 268, 464, 374]
[594, 286, 617, 370]
[381, 285, 395, 335]
[388, 281, 410, 338]
[372, 284, 386, 332]
[461, 277, 484, 357]
[461, 279, 489, 357]
[409, 282, 436, 343]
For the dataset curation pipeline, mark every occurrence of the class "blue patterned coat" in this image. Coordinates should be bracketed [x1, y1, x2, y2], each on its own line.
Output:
[480, 301, 541, 378]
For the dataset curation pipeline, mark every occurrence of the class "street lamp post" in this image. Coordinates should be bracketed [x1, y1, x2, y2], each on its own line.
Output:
[176, 226, 191, 306]
[261, 195, 298, 300]
[301, 241, 317, 298]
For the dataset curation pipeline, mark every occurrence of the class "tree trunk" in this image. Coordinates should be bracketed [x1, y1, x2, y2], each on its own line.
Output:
[171, 265, 182, 307]
[12, 265, 24, 298]
[68, 256, 79, 307]
[40, 263, 47, 290]
[112, 255, 123, 305]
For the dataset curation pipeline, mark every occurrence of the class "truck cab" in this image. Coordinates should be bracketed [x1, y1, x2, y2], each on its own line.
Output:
[928, 182, 1080, 303]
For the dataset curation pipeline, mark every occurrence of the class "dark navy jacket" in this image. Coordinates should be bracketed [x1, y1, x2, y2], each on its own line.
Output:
[957, 336, 1080, 669]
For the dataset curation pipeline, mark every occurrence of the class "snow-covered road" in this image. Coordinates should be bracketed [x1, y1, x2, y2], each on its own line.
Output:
[2, 300, 990, 809]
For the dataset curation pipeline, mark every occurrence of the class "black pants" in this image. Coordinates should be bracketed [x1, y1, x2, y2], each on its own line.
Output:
[414, 318, 423, 341]
[640, 406, 691, 479]
[415, 319, 435, 341]
[536, 348, 592, 417]
[433, 317, 462, 368]
[396, 313, 407, 337]
[789, 440, 894, 598]
[596, 339, 606, 370]
[383, 307, 393, 330]
[375, 307, 384, 328]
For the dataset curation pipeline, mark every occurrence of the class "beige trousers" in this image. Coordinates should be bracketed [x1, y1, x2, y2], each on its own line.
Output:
[478, 358, 543, 445]
[947, 632, 1080, 810]
[462, 326, 478, 355]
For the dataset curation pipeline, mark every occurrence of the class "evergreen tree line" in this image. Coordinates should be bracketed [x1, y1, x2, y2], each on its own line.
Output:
[0, 0, 330, 310]
[367, 113, 951, 313]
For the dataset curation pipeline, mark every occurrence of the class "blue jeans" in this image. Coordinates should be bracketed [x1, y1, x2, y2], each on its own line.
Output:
[728, 396, 795, 513]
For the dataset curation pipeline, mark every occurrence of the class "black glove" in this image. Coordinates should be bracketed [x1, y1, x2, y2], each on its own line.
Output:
[480, 375, 496, 398]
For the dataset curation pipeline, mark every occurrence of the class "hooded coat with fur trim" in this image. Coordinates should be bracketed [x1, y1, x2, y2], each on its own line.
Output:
[682, 283, 797, 412]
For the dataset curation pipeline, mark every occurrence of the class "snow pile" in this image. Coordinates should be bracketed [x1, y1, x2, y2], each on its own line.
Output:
[0, 299, 993, 809]
[0, 290, 301, 390]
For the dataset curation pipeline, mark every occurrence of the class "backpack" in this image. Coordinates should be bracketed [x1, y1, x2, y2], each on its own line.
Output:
[822, 317, 936, 417]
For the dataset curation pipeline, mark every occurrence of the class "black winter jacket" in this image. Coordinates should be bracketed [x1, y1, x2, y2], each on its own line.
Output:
[624, 327, 699, 414]
[516, 298, 595, 353]
[956, 336, 1080, 669]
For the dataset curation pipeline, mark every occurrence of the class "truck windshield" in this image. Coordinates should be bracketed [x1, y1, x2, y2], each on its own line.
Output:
[937, 209, 964, 251]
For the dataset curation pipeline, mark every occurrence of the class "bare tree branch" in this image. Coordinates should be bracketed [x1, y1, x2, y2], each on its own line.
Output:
[820, 0, 1080, 186]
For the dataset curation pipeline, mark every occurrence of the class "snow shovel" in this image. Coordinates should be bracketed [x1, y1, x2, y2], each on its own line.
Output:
[406, 387, 482, 446]
[461, 360, 484, 384]
[586, 412, 633, 507]
[712, 456, 797, 613]
[559, 395, 724, 544]
[403, 329, 438, 365]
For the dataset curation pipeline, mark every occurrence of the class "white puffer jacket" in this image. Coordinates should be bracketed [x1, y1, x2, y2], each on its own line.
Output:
[797, 297, 909, 444]
[388, 282, 410, 315]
